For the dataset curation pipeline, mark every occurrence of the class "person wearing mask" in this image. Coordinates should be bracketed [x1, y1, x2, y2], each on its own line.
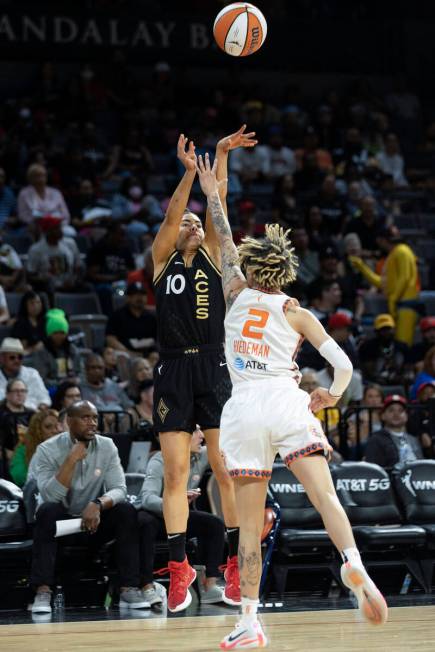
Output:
[365, 395, 423, 469]
[29, 400, 146, 613]
[136, 427, 225, 606]
[0, 338, 51, 410]
[30, 309, 81, 387]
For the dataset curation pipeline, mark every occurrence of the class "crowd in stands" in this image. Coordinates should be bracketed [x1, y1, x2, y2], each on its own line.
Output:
[0, 57, 435, 610]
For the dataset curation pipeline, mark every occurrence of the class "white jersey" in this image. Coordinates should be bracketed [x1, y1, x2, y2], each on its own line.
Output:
[224, 287, 302, 386]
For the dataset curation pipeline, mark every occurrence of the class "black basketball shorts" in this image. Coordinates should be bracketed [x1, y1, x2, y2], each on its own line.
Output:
[153, 345, 232, 433]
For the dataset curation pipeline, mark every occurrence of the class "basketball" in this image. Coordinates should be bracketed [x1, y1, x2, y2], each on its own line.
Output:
[213, 3, 267, 57]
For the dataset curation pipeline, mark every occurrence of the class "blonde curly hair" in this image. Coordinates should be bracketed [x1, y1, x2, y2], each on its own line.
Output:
[237, 223, 299, 290]
[25, 409, 59, 465]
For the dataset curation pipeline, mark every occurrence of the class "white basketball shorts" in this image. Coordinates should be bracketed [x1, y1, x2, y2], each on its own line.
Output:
[220, 378, 329, 479]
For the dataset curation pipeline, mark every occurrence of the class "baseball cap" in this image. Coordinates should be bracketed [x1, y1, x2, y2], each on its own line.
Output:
[382, 394, 407, 410]
[420, 316, 435, 332]
[39, 215, 63, 232]
[328, 313, 352, 330]
[416, 381, 435, 396]
[126, 282, 147, 296]
[374, 313, 395, 330]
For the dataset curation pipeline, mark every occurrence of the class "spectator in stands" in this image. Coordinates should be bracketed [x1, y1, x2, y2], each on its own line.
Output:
[10, 291, 46, 355]
[127, 357, 153, 402]
[316, 174, 347, 235]
[336, 127, 369, 173]
[408, 381, 435, 458]
[229, 138, 270, 184]
[359, 314, 409, 386]
[345, 195, 382, 252]
[106, 282, 157, 356]
[408, 317, 435, 370]
[127, 379, 154, 431]
[9, 408, 61, 487]
[376, 133, 408, 187]
[306, 278, 342, 324]
[136, 426, 225, 605]
[0, 231, 24, 291]
[102, 347, 123, 384]
[30, 309, 81, 387]
[410, 345, 435, 400]
[111, 177, 163, 235]
[0, 168, 16, 229]
[294, 125, 333, 171]
[349, 225, 419, 346]
[317, 362, 363, 406]
[0, 379, 33, 473]
[328, 312, 359, 368]
[29, 400, 146, 613]
[0, 338, 51, 410]
[232, 200, 264, 245]
[127, 246, 156, 308]
[293, 151, 325, 198]
[86, 222, 135, 315]
[365, 394, 424, 469]
[51, 380, 82, 412]
[258, 125, 296, 180]
[290, 225, 319, 289]
[346, 384, 384, 460]
[305, 205, 329, 251]
[81, 353, 132, 413]
[27, 216, 83, 295]
[0, 284, 10, 324]
[17, 163, 70, 228]
[271, 174, 297, 226]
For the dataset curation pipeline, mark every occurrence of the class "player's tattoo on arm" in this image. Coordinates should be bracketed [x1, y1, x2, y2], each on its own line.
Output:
[208, 192, 246, 309]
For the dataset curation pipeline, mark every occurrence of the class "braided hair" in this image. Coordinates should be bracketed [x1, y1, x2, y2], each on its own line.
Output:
[238, 224, 299, 290]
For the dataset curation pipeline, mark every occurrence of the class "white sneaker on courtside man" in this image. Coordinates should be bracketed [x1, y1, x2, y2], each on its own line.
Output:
[341, 561, 388, 625]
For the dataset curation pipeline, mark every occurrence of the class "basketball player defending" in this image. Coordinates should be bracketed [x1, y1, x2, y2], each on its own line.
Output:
[196, 154, 388, 649]
[152, 127, 257, 612]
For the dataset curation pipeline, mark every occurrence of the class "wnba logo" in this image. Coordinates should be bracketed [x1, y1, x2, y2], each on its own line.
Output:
[234, 357, 245, 370]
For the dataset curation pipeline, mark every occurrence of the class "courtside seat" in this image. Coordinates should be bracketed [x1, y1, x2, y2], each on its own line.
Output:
[333, 461, 427, 591]
[392, 461, 435, 591]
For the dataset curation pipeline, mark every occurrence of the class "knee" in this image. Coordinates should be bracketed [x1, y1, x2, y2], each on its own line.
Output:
[112, 501, 137, 525]
[208, 455, 232, 487]
[164, 466, 189, 492]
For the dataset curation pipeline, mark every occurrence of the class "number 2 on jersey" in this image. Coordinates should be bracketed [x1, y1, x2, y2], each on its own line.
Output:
[241, 308, 270, 340]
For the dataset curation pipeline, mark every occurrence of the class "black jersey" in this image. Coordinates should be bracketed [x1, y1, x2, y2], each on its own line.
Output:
[154, 247, 226, 349]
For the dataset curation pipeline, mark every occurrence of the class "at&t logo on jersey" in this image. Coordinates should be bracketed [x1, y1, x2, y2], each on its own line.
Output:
[233, 357, 267, 372]
[234, 357, 245, 370]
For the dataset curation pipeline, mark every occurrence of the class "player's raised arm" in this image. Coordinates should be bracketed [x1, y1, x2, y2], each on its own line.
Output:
[152, 135, 197, 275]
[287, 307, 353, 412]
[197, 153, 247, 309]
[204, 125, 257, 262]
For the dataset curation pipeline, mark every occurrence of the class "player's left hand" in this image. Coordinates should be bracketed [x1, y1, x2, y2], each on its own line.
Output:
[217, 124, 257, 153]
[197, 153, 222, 197]
[309, 386, 340, 412]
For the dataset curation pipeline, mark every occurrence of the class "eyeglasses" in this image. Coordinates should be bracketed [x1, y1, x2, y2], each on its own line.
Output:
[8, 389, 27, 394]
[5, 354, 23, 361]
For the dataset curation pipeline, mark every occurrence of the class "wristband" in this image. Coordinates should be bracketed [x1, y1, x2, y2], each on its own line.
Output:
[328, 390, 342, 398]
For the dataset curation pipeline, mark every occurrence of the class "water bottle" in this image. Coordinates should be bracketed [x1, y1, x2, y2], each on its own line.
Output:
[53, 586, 65, 611]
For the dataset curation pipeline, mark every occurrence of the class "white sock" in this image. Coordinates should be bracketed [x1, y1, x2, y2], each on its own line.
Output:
[241, 597, 259, 625]
[342, 547, 362, 565]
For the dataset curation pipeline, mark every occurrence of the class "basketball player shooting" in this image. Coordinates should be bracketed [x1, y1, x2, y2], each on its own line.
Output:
[196, 153, 388, 650]
[151, 126, 257, 613]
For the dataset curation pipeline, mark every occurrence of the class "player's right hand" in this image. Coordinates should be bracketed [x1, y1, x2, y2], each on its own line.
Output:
[69, 441, 88, 463]
[177, 134, 197, 172]
[309, 387, 340, 412]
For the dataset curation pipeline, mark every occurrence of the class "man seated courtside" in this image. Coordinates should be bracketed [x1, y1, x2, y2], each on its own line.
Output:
[29, 400, 147, 613]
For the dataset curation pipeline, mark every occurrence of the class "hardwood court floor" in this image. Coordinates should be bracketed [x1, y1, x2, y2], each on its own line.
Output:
[1, 605, 435, 652]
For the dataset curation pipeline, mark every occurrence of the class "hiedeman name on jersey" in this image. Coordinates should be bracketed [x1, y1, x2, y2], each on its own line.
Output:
[233, 339, 270, 358]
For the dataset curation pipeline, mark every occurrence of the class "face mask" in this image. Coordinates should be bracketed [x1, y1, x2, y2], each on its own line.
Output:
[129, 186, 143, 200]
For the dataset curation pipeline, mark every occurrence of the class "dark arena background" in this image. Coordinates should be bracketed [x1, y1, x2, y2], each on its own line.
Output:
[1, 1, 435, 650]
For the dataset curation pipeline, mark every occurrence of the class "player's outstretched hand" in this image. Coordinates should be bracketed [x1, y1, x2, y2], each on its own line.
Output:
[197, 153, 222, 197]
[177, 134, 197, 172]
[309, 387, 340, 412]
[217, 124, 258, 153]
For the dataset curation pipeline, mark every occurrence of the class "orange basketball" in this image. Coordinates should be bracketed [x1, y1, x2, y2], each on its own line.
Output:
[213, 3, 267, 57]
